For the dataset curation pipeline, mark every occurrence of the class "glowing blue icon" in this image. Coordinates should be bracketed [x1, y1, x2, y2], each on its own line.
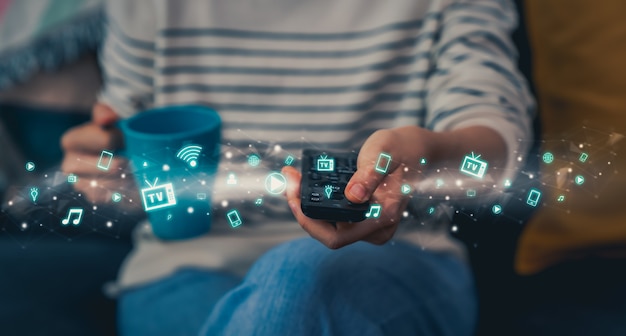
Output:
[575, 175, 585, 185]
[460, 152, 488, 179]
[420, 158, 427, 165]
[285, 155, 295, 166]
[227, 209, 243, 228]
[579, 152, 588, 163]
[226, 173, 238, 185]
[401, 184, 411, 195]
[557, 195, 565, 202]
[176, 144, 203, 168]
[542, 152, 554, 164]
[67, 174, 78, 183]
[196, 193, 207, 200]
[428, 206, 435, 215]
[25, 161, 36, 172]
[324, 185, 333, 199]
[248, 154, 261, 167]
[255, 198, 263, 206]
[112, 192, 122, 203]
[265, 172, 287, 195]
[365, 204, 382, 218]
[97, 150, 114, 171]
[526, 188, 541, 207]
[492, 204, 502, 215]
[317, 155, 335, 172]
[466, 189, 476, 197]
[375, 153, 392, 174]
[61, 208, 84, 226]
[504, 179, 512, 188]
[30, 187, 39, 203]
[140, 179, 177, 212]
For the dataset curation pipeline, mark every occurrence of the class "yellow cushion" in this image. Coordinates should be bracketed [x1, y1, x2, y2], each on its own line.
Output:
[515, 0, 626, 275]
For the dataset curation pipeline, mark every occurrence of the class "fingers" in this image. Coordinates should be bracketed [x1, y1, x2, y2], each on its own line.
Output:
[282, 166, 301, 200]
[282, 166, 342, 248]
[61, 103, 129, 205]
[345, 129, 400, 204]
[61, 123, 124, 153]
[62, 152, 128, 175]
[92, 103, 120, 126]
[282, 165, 397, 249]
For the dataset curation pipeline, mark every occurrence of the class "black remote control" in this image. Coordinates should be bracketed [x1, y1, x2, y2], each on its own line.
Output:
[300, 149, 370, 222]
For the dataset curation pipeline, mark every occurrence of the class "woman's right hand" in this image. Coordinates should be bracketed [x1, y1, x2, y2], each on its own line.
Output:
[61, 103, 140, 208]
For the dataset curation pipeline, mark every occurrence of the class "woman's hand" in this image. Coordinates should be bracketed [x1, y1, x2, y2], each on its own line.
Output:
[283, 126, 436, 249]
[61, 103, 140, 208]
[284, 125, 507, 249]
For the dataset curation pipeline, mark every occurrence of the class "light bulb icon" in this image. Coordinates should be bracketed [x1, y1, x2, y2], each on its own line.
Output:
[324, 185, 333, 199]
[30, 187, 39, 203]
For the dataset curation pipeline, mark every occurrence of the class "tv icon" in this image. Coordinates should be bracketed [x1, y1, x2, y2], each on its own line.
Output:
[460, 153, 488, 179]
[141, 181, 177, 212]
[316, 155, 334, 172]
[67, 174, 78, 183]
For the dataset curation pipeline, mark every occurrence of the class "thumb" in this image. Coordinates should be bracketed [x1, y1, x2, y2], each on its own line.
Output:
[92, 103, 120, 127]
[345, 130, 401, 203]
[345, 152, 397, 204]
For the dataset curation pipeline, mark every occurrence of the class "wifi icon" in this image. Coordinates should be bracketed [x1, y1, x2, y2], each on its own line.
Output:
[176, 144, 203, 168]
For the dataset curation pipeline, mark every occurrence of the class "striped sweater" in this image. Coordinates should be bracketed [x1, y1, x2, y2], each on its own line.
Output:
[103, 0, 533, 290]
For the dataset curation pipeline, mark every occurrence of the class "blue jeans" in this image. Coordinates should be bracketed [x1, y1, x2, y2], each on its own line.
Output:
[119, 238, 477, 336]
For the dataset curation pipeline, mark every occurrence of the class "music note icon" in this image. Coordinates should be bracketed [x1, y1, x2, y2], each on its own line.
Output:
[557, 195, 565, 202]
[365, 204, 382, 218]
[61, 208, 84, 226]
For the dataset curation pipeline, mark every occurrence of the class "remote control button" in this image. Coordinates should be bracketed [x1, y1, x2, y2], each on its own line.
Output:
[310, 196, 321, 202]
[332, 193, 344, 200]
[311, 192, 320, 198]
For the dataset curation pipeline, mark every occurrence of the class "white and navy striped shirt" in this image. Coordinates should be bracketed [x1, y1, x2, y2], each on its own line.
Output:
[102, 0, 533, 289]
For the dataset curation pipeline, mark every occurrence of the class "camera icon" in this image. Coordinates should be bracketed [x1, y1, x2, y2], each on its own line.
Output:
[67, 174, 78, 183]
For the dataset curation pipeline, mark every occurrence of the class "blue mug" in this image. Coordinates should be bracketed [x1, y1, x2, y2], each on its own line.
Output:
[118, 105, 221, 240]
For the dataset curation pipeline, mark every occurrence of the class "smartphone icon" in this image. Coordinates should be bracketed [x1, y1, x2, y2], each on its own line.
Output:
[97, 150, 114, 171]
[227, 209, 243, 228]
[526, 188, 542, 207]
[375, 153, 392, 174]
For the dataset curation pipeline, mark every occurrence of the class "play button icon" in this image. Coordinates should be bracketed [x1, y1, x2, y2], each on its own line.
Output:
[492, 204, 502, 215]
[265, 172, 287, 195]
[401, 184, 412, 195]
[575, 175, 585, 185]
[112, 192, 122, 203]
[25, 162, 35, 172]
